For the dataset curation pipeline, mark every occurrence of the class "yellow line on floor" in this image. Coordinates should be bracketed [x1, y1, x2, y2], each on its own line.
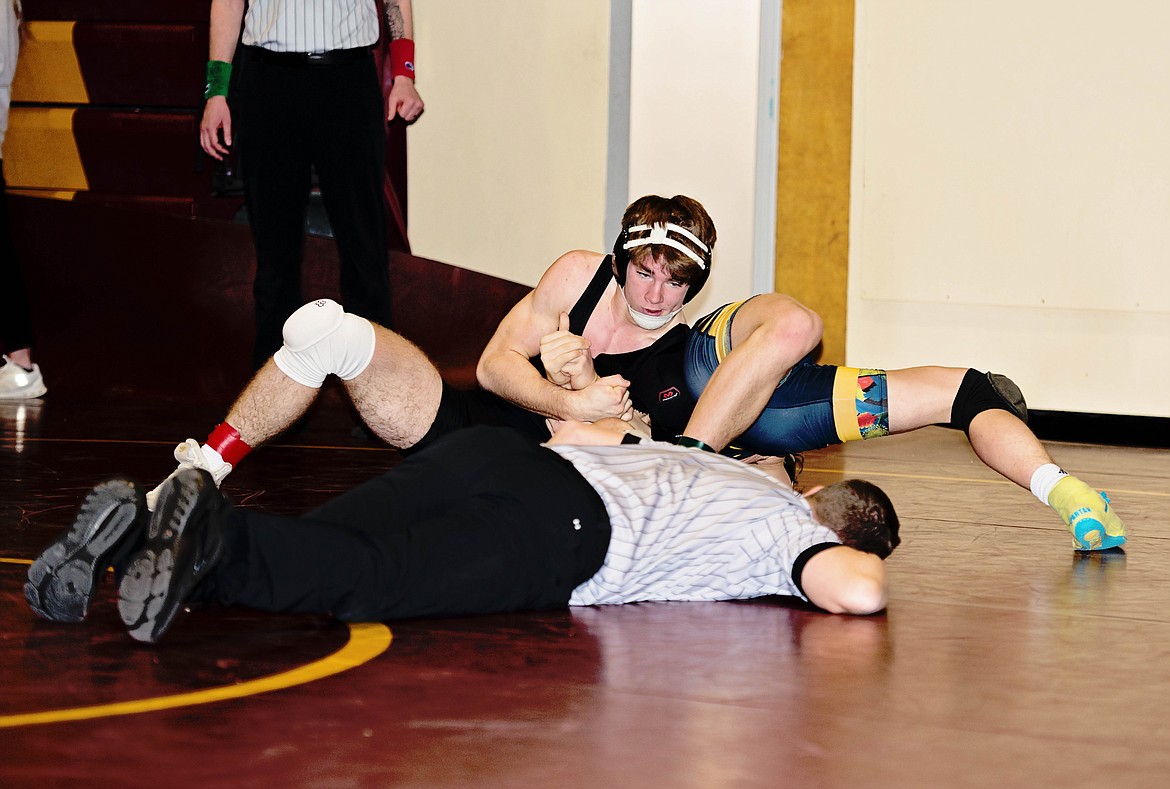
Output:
[801, 466, 1170, 498]
[0, 622, 392, 728]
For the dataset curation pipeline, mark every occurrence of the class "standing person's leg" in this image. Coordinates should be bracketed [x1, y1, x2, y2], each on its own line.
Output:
[0, 159, 47, 399]
[238, 55, 314, 369]
[310, 56, 392, 329]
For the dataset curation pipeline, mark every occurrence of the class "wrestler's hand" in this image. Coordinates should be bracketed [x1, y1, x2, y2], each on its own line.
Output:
[567, 374, 632, 422]
[387, 77, 424, 122]
[540, 313, 595, 389]
[200, 96, 232, 160]
[627, 409, 653, 439]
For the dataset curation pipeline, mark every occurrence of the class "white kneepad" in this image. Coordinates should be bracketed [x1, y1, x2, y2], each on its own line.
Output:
[273, 299, 377, 387]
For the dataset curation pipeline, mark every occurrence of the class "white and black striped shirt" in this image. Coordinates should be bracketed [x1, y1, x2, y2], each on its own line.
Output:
[242, 0, 379, 54]
[548, 442, 840, 607]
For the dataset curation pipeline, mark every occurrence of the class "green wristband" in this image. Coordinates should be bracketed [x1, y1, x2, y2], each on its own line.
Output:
[204, 60, 232, 100]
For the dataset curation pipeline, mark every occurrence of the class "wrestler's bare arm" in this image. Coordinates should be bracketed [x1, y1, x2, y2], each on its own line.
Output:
[477, 251, 632, 422]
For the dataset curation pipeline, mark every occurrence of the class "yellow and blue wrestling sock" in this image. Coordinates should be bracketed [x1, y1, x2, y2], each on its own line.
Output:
[1031, 464, 1126, 551]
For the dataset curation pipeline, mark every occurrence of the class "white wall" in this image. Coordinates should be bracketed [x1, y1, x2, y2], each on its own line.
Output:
[407, 2, 612, 288]
[407, 0, 770, 320]
[626, 0, 767, 316]
[849, 0, 1170, 417]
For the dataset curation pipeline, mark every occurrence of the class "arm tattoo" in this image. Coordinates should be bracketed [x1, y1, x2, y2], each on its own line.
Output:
[384, 2, 405, 39]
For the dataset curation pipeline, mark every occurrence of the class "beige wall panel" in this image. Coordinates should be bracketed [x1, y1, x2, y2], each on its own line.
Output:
[626, 0, 762, 318]
[406, 1, 610, 289]
[849, 0, 1170, 416]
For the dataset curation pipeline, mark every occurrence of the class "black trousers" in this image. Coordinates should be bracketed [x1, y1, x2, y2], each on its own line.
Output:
[208, 427, 612, 622]
[0, 161, 33, 353]
[237, 47, 390, 369]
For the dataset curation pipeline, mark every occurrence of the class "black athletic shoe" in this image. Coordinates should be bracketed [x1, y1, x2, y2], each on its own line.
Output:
[118, 468, 228, 644]
[25, 479, 148, 623]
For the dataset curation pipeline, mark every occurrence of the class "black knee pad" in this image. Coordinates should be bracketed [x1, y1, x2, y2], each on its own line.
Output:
[948, 369, 1029, 434]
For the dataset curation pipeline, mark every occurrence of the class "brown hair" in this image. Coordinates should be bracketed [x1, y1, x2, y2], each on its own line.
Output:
[618, 194, 716, 287]
[808, 480, 901, 559]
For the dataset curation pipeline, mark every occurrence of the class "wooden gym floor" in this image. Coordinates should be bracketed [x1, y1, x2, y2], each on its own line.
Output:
[2, 391, 1168, 788]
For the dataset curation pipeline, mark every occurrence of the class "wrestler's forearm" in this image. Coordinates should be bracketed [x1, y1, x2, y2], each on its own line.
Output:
[478, 351, 572, 420]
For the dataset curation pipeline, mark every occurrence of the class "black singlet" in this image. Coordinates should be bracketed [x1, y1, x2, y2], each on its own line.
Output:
[558, 256, 696, 441]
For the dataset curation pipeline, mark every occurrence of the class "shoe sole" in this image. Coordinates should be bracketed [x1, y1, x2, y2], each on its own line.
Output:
[1071, 493, 1127, 551]
[0, 383, 48, 400]
[25, 479, 144, 623]
[118, 470, 216, 643]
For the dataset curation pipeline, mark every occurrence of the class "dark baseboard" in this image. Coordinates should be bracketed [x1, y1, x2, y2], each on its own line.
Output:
[1028, 410, 1170, 449]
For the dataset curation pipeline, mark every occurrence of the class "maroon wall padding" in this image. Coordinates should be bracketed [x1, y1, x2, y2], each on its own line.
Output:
[71, 109, 212, 196]
[10, 196, 531, 403]
[24, 1, 210, 23]
[71, 193, 245, 222]
[73, 23, 207, 108]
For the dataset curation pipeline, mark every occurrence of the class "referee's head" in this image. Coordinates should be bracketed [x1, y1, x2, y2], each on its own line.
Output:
[807, 480, 901, 559]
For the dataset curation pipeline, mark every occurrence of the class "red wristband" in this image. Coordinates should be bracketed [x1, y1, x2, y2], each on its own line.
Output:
[390, 38, 415, 81]
[206, 422, 252, 466]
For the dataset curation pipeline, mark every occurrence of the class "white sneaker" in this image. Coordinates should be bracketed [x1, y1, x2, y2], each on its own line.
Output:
[0, 355, 47, 399]
[145, 439, 233, 510]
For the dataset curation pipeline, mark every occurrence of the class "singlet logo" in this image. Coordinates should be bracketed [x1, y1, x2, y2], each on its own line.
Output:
[659, 386, 680, 402]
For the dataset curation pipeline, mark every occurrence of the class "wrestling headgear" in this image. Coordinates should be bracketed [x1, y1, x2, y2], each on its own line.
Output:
[611, 221, 713, 305]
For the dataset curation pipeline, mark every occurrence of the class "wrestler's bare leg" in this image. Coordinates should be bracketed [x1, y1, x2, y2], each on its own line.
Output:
[683, 293, 823, 451]
[885, 365, 1124, 548]
[225, 360, 320, 447]
[885, 366, 1051, 489]
[340, 324, 443, 449]
[147, 322, 443, 509]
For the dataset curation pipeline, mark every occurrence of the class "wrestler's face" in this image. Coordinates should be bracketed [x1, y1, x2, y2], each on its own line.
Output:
[623, 257, 689, 320]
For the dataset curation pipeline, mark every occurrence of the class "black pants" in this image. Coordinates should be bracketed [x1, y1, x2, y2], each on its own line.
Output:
[237, 47, 390, 369]
[208, 427, 612, 621]
[0, 161, 33, 353]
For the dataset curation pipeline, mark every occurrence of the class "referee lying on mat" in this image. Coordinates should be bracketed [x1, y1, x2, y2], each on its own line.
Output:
[26, 420, 899, 644]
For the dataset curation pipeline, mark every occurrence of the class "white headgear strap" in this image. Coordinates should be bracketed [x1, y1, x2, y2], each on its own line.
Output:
[623, 223, 709, 269]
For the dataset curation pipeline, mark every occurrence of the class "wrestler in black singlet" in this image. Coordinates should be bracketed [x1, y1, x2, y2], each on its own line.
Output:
[412, 256, 696, 452]
[559, 255, 696, 442]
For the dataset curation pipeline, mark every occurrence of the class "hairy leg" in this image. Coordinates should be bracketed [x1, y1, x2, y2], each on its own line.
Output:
[225, 360, 320, 447]
[341, 324, 443, 449]
[684, 294, 823, 451]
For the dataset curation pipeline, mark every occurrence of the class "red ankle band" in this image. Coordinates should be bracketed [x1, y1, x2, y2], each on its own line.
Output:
[206, 422, 252, 466]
